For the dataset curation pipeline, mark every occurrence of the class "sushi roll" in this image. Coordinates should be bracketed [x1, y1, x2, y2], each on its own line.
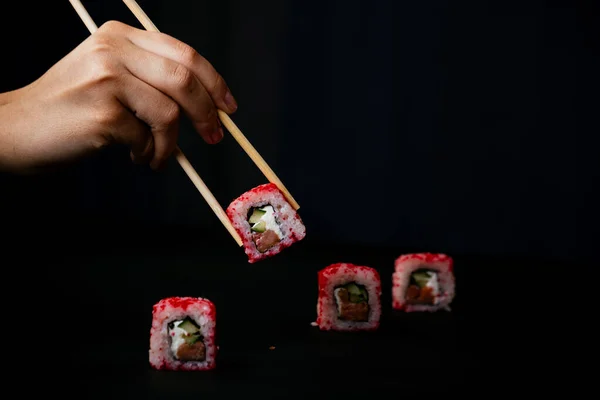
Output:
[392, 253, 455, 312]
[149, 297, 217, 371]
[316, 263, 381, 331]
[226, 183, 306, 263]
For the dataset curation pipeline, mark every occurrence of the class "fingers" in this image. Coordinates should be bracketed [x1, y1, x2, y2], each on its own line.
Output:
[113, 108, 155, 165]
[118, 38, 224, 145]
[122, 26, 238, 114]
[114, 74, 180, 170]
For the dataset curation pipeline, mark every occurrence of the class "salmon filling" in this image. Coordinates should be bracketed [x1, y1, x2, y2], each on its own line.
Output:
[405, 269, 440, 305]
[334, 282, 369, 321]
[247, 205, 283, 253]
[168, 317, 205, 362]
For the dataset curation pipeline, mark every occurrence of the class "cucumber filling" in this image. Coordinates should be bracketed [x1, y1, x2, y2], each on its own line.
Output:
[405, 269, 440, 305]
[247, 205, 284, 253]
[168, 317, 205, 361]
[334, 282, 369, 322]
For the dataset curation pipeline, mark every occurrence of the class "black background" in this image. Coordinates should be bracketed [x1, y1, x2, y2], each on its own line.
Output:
[0, 0, 596, 396]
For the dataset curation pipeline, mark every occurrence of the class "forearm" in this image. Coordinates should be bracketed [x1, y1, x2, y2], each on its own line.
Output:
[0, 101, 17, 171]
[0, 93, 10, 106]
[0, 88, 21, 106]
[0, 90, 29, 172]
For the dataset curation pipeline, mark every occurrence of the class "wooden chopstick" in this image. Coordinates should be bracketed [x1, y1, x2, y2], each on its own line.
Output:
[216, 111, 300, 210]
[170, 148, 243, 247]
[68, 0, 243, 247]
[122, 0, 301, 211]
[68, 0, 97, 32]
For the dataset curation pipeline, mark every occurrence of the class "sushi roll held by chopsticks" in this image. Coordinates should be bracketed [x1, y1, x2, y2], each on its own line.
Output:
[316, 263, 382, 331]
[149, 297, 217, 371]
[392, 253, 456, 312]
[226, 183, 306, 263]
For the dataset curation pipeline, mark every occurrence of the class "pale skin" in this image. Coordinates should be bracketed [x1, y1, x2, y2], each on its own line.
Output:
[0, 21, 237, 174]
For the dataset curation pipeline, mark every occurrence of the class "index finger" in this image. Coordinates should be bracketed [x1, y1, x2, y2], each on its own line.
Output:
[117, 38, 224, 145]
[124, 27, 238, 114]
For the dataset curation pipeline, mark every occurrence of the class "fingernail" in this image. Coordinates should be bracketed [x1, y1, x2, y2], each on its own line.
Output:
[224, 90, 237, 112]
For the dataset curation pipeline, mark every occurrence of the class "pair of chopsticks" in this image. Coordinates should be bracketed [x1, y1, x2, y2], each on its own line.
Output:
[68, 0, 300, 247]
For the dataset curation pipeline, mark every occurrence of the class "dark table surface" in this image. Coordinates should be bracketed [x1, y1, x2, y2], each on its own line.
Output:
[2, 219, 587, 397]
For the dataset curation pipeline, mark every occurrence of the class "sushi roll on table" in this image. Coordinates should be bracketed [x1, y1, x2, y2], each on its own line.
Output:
[149, 297, 217, 371]
[392, 253, 455, 312]
[316, 263, 381, 331]
[226, 183, 306, 263]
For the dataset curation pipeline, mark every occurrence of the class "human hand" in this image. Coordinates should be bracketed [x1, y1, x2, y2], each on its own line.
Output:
[0, 20, 237, 173]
